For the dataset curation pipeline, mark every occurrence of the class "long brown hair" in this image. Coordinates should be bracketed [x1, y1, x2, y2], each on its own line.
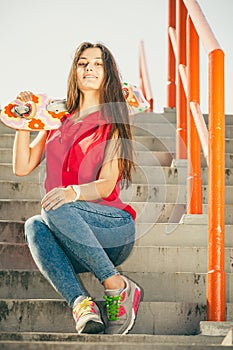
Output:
[67, 42, 134, 188]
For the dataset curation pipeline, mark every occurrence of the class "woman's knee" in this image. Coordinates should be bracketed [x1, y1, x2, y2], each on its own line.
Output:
[24, 215, 44, 244]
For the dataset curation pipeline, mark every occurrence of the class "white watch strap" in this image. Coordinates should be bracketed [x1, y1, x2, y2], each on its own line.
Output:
[71, 185, 81, 201]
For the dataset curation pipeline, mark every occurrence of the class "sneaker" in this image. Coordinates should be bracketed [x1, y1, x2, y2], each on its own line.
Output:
[72, 296, 105, 334]
[103, 276, 141, 334]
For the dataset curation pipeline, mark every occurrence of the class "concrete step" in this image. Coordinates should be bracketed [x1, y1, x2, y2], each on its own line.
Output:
[4, 180, 233, 205]
[0, 133, 37, 148]
[0, 333, 225, 350]
[2, 132, 231, 154]
[1, 163, 186, 185]
[0, 220, 25, 243]
[0, 295, 231, 337]
[0, 148, 174, 167]
[122, 184, 233, 205]
[1, 181, 188, 203]
[0, 122, 15, 134]
[0, 112, 174, 133]
[202, 153, 233, 168]
[0, 163, 42, 182]
[2, 269, 233, 304]
[134, 202, 233, 224]
[0, 199, 187, 223]
[1, 164, 232, 188]
[133, 166, 233, 186]
[0, 270, 203, 302]
[133, 122, 176, 137]
[2, 218, 233, 248]
[0, 148, 13, 163]
[225, 125, 233, 138]
[135, 150, 233, 169]
[0, 132, 171, 150]
[2, 241, 233, 273]
[0, 332, 224, 345]
[136, 135, 233, 154]
[0, 342, 226, 350]
[0, 200, 42, 222]
[132, 110, 233, 126]
[0, 199, 232, 224]
[0, 299, 207, 335]
[133, 122, 233, 140]
[2, 147, 233, 171]
[1, 115, 232, 142]
[16, 160, 184, 191]
[0, 181, 43, 200]
[134, 221, 233, 248]
[134, 136, 175, 152]
[133, 111, 177, 125]
[0, 133, 176, 153]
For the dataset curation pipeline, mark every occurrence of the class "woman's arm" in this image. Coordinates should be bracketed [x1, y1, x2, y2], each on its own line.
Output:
[13, 130, 47, 176]
[77, 154, 120, 200]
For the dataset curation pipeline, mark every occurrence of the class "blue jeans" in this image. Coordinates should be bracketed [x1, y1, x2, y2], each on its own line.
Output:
[25, 201, 135, 307]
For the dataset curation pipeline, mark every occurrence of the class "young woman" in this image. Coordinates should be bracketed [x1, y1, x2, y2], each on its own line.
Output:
[13, 42, 141, 335]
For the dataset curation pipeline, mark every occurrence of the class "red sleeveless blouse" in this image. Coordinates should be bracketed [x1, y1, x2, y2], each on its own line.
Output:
[44, 111, 136, 220]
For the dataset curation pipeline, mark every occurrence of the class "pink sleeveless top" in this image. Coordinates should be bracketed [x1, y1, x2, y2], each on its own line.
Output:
[44, 111, 136, 220]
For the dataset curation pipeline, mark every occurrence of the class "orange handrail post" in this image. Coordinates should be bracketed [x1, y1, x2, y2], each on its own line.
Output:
[187, 16, 202, 214]
[176, 0, 187, 159]
[207, 48, 225, 321]
[167, 0, 176, 107]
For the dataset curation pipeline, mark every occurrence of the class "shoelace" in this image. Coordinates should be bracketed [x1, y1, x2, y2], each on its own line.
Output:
[73, 297, 95, 320]
[104, 295, 122, 321]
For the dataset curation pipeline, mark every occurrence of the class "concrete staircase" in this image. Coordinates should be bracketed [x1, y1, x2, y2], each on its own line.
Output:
[0, 108, 233, 349]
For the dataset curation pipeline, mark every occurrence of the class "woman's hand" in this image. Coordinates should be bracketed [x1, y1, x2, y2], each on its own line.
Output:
[41, 187, 75, 211]
[17, 91, 34, 102]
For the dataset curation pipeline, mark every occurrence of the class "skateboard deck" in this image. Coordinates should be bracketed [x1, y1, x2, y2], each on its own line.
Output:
[0, 93, 68, 131]
[0, 84, 150, 131]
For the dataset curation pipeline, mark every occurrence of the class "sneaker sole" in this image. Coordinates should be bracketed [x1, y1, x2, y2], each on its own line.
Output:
[79, 320, 105, 334]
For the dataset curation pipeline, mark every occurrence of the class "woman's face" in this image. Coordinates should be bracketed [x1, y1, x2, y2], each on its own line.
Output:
[76, 47, 105, 93]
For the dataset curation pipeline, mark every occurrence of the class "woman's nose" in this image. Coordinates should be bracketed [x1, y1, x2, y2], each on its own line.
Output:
[85, 63, 93, 71]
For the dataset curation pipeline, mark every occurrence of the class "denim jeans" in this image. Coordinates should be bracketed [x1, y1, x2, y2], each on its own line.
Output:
[25, 201, 135, 307]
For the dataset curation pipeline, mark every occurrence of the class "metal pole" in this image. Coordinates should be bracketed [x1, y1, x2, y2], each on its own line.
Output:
[207, 49, 226, 321]
[177, 0, 187, 159]
[187, 16, 202, 214]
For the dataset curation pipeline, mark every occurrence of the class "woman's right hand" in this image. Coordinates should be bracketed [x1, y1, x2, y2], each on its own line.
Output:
[17, 91, 34, 102]
[13, 90, 47, 176]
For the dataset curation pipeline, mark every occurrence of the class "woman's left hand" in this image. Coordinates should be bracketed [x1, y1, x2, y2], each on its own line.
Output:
[41, 187, 73, 211]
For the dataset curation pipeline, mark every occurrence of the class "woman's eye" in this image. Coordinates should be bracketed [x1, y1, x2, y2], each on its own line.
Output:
[77, 62, 86, 66]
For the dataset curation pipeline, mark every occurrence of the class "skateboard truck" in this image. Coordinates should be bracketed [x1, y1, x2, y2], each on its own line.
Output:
[13, 104, 32, 119]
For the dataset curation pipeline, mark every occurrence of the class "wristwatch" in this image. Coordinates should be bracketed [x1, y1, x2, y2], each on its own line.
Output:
[71, 185, 81, 201]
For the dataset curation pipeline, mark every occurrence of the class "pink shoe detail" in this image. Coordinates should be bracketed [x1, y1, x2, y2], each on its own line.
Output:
[132, 288, 141, 315]
[118, 305, 126, 317]
[91, 307, 97, 314]
[120, 291, 126, 302]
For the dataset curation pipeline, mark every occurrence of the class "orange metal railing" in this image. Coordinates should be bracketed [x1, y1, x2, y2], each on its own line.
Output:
[167, 0, 225, 321]
[139, 40, 153, 111]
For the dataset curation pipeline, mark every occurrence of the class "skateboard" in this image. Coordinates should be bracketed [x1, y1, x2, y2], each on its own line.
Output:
[0, 84, 150, 131]
[0, 93, 68, 131]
